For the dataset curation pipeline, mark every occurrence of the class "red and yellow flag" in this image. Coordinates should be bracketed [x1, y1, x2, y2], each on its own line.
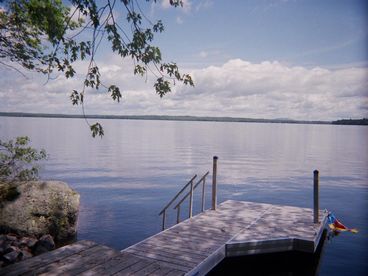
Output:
[327, 213, 358, 233]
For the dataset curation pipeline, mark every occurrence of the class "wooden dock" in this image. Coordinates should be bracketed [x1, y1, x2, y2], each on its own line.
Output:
[0, 200, 327, 276]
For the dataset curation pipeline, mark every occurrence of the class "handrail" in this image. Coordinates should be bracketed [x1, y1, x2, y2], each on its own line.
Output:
[158, 174, 197, 231]
[158, 157, 217, 231]
[174, 171, 209, 224]
[158, 174, 197, 216]
[173, 171, 209, 210]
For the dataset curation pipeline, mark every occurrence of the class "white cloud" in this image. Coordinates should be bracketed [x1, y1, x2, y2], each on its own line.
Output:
[199, 51, 208, 58]
[160, 0, 172, 9]
[176, 16, 184, 24]
[159, 0, 213, 15]
[0, 58, 367, 121]
[173, 59, 368, 120]
[198, 49, 223, 59]
[195, 0, 213, 11]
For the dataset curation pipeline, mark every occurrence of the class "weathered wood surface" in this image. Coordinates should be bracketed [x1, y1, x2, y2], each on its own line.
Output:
[1, 200, 327, 276]
[0, 241, 183, 276]
[124, 200, 327, 276]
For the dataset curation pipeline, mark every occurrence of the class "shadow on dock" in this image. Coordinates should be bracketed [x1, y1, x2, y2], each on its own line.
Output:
[208, 230, 327, 276]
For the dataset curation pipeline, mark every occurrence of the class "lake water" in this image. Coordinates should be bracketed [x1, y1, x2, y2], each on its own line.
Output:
[0, 117, 367, 275]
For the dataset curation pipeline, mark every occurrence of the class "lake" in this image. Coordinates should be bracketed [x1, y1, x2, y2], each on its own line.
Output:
[0, 117, 367, 275]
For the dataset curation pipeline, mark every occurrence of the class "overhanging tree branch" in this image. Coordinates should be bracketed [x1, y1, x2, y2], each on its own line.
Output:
[0, 0, 194, 137]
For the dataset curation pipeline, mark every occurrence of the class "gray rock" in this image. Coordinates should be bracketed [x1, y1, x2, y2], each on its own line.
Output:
[5, 235, 17, 242]
[0, 181, 80, 242]
[20, 236, 38, 248]
[20, 249, 33, 260]
[3, 250, 20, 263]
[33, 243, 50, 256]
[38, 234, 55, 250]
[4, 245, 18, 254]
[0, 241, 9, 253]
[0, 236, 5, 248]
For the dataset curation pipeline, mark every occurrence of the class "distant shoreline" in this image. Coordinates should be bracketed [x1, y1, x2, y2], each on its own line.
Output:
[0, 112, 367, 126]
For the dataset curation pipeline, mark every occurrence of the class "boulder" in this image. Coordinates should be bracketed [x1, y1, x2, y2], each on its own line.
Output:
[35, 234, 55, 252]
[3, 250, 20, 264]
[19, 236, 38, 248]
[20, 249, 33, 260]
[0, 233, 57, 267]
[0, 181, 80, 243]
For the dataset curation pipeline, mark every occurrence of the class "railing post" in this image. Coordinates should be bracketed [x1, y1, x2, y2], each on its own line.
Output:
[177, 205, 181, 224]
[314, 170, 319, 223]
[212, 156, 218, 210]
[162, 210, 166, 231]
[201, 177, 206, 212]
[189, 179, 194, 218]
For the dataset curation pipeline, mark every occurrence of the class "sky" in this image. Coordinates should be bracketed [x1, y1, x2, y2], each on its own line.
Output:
[0, 0, 367, 120]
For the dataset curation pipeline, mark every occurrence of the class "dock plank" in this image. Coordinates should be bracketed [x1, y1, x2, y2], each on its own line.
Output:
[0, 240, 97, 276]
[26, 244, 119, 275]
[131, 241, 208, 259]
[125, 247, 196, 270]
[80, 252, 143, 275]
[127, 243, 206, 263]
[126, 252, 191, 273]
[113, 258, 155, 275]
[130, 262, 162, 276]
[155, 230, 227, 245]
[149, 266, 183, 276]
[141, 236, 223, 256]
[139, 234, 224, 255]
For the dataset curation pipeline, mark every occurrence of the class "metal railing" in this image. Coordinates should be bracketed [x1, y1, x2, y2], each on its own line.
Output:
[158, 171, 210, 231]
[158, 156, 218, 231]
[158, 174, 197, 231]
[173, 171, 209, 224]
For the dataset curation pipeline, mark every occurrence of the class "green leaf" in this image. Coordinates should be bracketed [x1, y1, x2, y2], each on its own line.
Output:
[154, 77, 171, 97]
[90, 123, 104, 138]
[108, 85, 122, 102]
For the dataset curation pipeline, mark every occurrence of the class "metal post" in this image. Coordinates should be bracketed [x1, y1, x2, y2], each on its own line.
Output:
[212, 156, 218, 210]
[314, 170, 319, 223]
[162, 210, 166, 231]
[177, 205, 181, 224]
[201, 177, 206, 212]
[189, 179, 194, 218]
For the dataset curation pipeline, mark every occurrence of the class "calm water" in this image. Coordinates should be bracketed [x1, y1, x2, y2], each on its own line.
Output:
[1, 117, 367, 275]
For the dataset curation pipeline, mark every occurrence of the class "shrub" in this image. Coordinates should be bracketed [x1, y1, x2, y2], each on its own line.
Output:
[0, 136, 47, 183]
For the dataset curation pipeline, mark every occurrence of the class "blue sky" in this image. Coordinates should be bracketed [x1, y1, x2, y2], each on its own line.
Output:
[154, 0, 367, 67]
[0, 0, 367, 120]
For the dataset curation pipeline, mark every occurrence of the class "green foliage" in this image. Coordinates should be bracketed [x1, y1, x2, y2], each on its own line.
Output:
[90, 122, 104, 138]
[0, 136, 47, 182]
[0, 0, 72, 72]
[0, 0, 194, 137]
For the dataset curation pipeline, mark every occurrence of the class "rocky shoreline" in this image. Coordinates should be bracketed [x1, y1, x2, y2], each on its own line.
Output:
[0, 181, 80, 268]
[0, 233, 56, 267]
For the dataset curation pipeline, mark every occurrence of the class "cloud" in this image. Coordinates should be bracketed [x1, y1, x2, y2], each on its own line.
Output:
[0, 58, 367, 121]
[176, 16, 183, 24]
[160, 0, 211, 14]
[198, 49, 223, 59]
[195, 0, 213, 11]
[160, 0, 172, 9]
[199, 51, 208, 58]
[173, 59, 368, 120]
